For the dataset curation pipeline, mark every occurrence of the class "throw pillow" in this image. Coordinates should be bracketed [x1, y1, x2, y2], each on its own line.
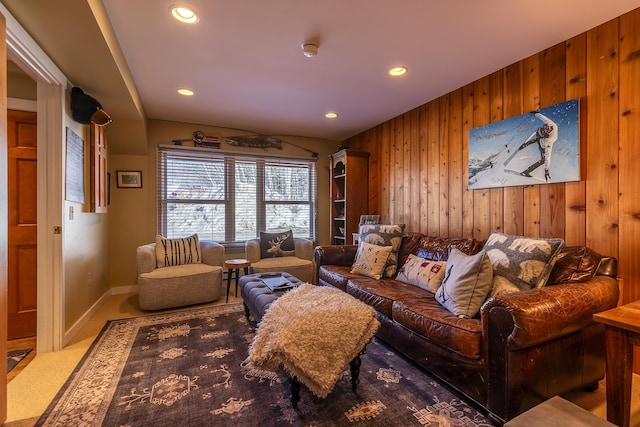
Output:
[155, 234, 201, 267]
[483, 231, 564, 297]
[358, 224, 406, 277]
[435, 248, 493, 318]
[351, 242, 393, 280]
[259, 230, 295, 258]
[396, 254, 447, 293]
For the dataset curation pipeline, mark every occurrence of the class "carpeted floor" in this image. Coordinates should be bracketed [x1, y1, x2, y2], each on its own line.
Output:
[6, 349, 33, 373]
[34, 302, 492, 427]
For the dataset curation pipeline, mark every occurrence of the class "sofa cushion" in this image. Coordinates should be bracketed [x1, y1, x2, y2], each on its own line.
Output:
[396, 254, 446, 292]
[435, 249, 493, 318]
[392, 298, 483, 360]
[155, 234, 201, 267]
[346, 278, 427, 319]
[318, 265, 361, 292]
[351, 242, 393, 279]
[415, 236, 485, 262]
[547, 246, 603, 284]
[484, 231, 564, 296]
[259, 230, 295, 258]
[358, 224, 406, 277]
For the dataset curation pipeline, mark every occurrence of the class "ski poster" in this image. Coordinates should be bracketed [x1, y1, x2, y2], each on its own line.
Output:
[468, 98, 580, 189]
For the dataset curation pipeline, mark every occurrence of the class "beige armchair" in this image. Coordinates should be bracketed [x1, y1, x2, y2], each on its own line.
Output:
[245, 237, 314, 283]
[136, 240, 224, 310]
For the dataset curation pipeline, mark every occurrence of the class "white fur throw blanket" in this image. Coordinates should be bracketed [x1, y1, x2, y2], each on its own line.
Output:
[248, 284, 380, 398]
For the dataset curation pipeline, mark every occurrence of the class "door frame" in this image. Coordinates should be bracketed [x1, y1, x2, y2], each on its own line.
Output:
[2, 4, 67, 353]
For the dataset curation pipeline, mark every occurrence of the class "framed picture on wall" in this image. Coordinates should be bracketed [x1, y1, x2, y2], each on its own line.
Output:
[468, 98, 580, 189]
[116, 170, 142, 188]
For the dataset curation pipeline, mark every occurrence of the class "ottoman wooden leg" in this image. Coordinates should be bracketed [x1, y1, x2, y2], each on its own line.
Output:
[289, 375, 301, 408]
[350, 354, 362, 391]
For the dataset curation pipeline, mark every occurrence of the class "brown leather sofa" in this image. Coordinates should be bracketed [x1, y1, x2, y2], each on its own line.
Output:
[314, 232, 619, 424]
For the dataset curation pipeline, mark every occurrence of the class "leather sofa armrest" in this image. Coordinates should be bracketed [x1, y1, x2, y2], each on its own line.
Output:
[481, 275, 619, 351]
[201, 240, 224, 267]
[294, 237, 314, 261]
[245, 238, 261, 263]
[136, 243, 157, 274]
[314, 245, 358, 267]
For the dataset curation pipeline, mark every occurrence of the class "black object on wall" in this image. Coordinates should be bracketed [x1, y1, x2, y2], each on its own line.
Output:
[70, 86, 112, 126]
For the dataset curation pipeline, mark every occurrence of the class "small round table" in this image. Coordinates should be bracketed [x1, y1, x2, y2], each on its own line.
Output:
[224, 259, 251, 303]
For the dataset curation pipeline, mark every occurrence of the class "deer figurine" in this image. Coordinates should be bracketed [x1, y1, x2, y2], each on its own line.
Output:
[267, 233, 296, 257]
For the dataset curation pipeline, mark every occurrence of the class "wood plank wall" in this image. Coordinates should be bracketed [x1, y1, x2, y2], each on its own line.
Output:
[345, 9, 640, 307]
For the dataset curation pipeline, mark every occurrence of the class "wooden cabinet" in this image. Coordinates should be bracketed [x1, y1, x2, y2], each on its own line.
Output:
[90, 124, 108, 213]
[330, 149, 369, 245]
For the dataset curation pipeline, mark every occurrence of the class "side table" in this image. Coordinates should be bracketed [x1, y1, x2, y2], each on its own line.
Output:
[224, 259, 251, 303]
[593, 300, 640, 427]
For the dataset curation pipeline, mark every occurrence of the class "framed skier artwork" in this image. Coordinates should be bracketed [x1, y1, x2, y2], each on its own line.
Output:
[468, 98, 580, 189]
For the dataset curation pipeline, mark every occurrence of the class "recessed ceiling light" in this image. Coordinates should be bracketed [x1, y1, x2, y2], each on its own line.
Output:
[178, 88, 194, 96]
[389, 66, 408, 77]
[170, 5, 199, 24]
[325, 112, 338, 119]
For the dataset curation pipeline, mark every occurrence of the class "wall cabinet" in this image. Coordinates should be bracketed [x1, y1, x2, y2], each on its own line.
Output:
[329, 149, 369, 245]
[90, 124, 108, 213]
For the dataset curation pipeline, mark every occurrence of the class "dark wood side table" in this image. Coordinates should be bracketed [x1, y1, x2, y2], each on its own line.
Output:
[593, 301, 640, 427]
[224, 259, 251, 303]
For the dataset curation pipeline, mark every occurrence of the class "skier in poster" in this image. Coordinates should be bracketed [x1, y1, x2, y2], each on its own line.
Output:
[511, 111, 558, 181]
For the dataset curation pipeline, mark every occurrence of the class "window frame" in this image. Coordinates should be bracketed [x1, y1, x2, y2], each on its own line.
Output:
[157, 145, 318, 248]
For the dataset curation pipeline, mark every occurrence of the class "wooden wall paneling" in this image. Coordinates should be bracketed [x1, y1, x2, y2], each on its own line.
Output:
[419, 104, 429, 233]
[439, 95, 450, 237]
[402, 111, 415, 231]
[448, 89, 464, 237]
[461, 84, 475, 238]
[426, 100, 440, 236]
[401, 113, 410, 224]
[392, 116, 404, 224]
[586, 19, 620, 259]
[489, 71, 504, 234]
[502, 62, 525, 236]
[522, 54, 542, 237]
[368, 127, 380, 217]
[618, 9, 640, 305]
[539, 43, 567, 239]
[408, 108, 421, 232]
[472, 76, 491, 240]
[379, 121, 391, 224]
[564, 34, 588, 246]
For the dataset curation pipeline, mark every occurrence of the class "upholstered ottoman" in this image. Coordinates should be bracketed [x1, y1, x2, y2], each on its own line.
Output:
[248, 284, 380, 407]
[239, 272, 304, 325]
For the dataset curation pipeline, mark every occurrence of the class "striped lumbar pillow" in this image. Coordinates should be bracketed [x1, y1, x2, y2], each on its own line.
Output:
[155, 234, 201, 267]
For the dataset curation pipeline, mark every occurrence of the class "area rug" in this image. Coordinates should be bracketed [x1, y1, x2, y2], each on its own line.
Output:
[35, 303, 492, 426]
[7, 349, 32, 373]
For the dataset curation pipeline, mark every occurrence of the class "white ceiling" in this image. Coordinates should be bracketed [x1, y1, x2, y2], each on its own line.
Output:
[4, 0, 640, 153]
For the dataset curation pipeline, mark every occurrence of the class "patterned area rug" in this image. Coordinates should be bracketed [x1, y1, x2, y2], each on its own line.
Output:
[35, 303, 491, 426]
[7, 349, 32, 373]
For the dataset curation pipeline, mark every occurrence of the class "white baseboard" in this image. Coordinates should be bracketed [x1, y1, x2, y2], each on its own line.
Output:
[64, 285, 140, 344]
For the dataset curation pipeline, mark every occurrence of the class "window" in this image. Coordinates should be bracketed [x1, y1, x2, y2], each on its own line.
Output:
[157, 146, 317, 247]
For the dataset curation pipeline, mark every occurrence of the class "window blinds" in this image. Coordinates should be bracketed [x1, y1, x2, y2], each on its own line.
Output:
[157, 145, 318, 246]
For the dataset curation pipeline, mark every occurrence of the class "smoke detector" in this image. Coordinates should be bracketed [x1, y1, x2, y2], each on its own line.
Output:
[301, 41, 319, 58]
